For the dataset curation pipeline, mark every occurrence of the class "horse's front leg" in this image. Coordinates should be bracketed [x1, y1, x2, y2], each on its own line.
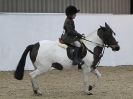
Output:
[82, 65, 93, 95]
[92, 68, 101, 79]
[91, 68, 102, 87]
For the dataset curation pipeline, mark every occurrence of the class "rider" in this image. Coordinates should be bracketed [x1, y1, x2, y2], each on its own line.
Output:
[60, 5, 84, 65]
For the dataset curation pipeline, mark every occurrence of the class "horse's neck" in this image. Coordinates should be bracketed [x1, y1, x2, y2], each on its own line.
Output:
[83, 31, 103, 50]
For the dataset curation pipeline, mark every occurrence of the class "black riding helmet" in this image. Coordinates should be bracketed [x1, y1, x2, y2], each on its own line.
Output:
[65, 5, 80, 16]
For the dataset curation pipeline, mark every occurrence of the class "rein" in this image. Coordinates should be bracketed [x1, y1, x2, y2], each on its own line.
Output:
[82, 41, 105, 59]
[82, 38, 107, 68]
[82, 38, 109, 47]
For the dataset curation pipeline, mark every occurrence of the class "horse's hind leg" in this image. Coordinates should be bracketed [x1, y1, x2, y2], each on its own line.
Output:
[29, 63, 50, 96]
[29, 69, 42, 95]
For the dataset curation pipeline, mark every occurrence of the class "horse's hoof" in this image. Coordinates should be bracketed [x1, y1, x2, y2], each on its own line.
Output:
[34, 92, 42, 96]
[87, 92, 93, 95]
[84, 91, 93, 95]
[88, 85, 93, 91]
[34, 90, 42, 96]
[35, 93, 42, 96]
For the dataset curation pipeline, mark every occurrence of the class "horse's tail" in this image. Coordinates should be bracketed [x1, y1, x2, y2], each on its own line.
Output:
[14, 44, 33, 80]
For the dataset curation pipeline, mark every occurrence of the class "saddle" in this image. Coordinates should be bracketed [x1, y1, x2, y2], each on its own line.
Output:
[59, 38, 87, 63]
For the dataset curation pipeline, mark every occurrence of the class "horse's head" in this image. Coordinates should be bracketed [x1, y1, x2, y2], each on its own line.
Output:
[98, 23, 120, 51]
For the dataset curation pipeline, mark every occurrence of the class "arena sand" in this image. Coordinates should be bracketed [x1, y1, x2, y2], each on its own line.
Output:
[0, 66, 133, 99]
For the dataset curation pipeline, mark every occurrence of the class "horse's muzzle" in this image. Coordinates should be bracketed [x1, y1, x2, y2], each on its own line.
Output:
[111, 44, 120, 51]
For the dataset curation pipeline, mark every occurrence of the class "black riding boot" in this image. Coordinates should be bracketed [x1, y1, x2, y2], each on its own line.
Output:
[72, 47, 84, 65]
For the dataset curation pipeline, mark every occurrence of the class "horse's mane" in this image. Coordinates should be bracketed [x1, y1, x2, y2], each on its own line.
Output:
[86, 30, 97, 38]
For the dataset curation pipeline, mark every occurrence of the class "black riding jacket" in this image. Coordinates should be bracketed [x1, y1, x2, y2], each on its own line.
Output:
[61, 17, 82, 43]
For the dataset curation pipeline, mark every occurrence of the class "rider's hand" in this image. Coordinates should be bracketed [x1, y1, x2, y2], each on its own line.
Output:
[82, 34, 85, 38]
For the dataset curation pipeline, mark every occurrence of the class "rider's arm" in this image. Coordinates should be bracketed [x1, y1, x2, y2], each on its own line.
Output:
[64, 19, 83, 38]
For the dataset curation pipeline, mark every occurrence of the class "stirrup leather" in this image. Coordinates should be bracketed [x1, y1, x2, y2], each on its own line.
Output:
[58, 38, 68, 49]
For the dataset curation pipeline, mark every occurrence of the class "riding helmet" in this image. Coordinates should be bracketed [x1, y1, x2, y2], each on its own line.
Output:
[65, 5, 80, 16]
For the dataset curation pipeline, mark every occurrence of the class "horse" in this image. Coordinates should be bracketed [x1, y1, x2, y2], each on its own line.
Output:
[14, 23, 120, 96]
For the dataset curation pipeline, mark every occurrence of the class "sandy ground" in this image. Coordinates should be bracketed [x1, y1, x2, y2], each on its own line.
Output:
[0, 66, 133, 99]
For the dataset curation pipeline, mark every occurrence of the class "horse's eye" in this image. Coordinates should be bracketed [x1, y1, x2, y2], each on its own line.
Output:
[113, 32, 116, 36]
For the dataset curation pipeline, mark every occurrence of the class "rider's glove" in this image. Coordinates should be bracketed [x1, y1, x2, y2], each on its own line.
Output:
[82, 34, 85, 38]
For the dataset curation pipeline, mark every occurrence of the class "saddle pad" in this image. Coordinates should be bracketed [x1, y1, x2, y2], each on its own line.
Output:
[58, 42, 68, 49]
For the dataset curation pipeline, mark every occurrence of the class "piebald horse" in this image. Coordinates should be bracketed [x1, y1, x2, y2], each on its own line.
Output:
[14, 23, 120, 95]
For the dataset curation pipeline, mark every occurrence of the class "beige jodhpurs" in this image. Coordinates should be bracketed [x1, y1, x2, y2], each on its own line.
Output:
[73, 41, 81, 47]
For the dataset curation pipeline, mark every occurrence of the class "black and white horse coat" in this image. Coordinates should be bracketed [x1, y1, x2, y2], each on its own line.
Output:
[14, 23, 120, 95]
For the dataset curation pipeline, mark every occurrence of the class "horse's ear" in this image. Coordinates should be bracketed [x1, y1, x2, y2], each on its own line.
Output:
[100, 26, 106, 31]
[105, 22, 116, 35]
[100, 26, 104, 28]
[105, 22, 110, 28]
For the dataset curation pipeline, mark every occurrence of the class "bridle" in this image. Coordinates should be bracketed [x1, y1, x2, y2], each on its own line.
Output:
[80, 23, 119, 68]
[81, 36, 118, 68]
[82, 38, 108, 47]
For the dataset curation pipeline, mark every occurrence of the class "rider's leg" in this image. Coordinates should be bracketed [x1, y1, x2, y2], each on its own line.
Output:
[72, 47, 80, 65]
[72, 41, 84, 65]
[74, 41, 81, 48]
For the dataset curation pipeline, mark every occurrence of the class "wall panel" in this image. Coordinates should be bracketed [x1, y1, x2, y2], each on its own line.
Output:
[0, 0, 131, 14]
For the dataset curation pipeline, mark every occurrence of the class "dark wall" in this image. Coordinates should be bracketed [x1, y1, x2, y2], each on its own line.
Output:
[131, 0, 133, 14]
[0, 0, 131, 14]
